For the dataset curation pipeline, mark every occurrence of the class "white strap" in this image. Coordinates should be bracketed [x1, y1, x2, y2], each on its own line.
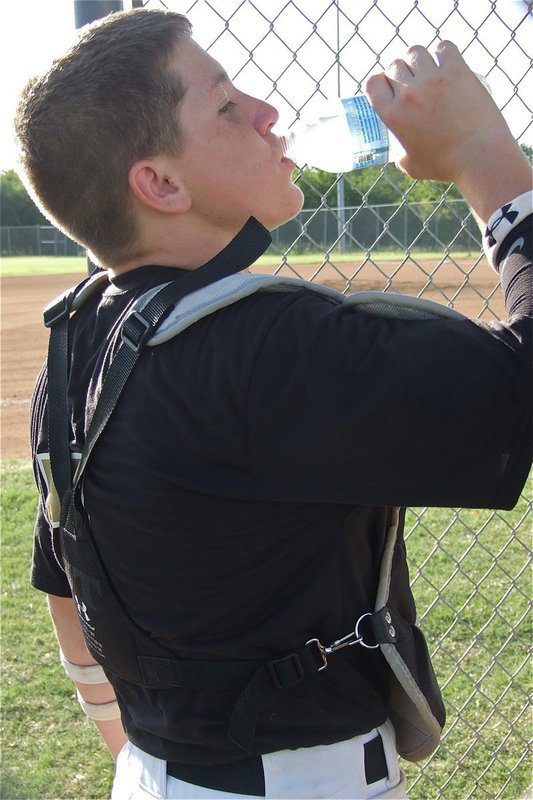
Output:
[60, 648, 109, 684]
[145, 272, 468, 349]
[483, 190, 533, 271]
[76, 690, 121, 720]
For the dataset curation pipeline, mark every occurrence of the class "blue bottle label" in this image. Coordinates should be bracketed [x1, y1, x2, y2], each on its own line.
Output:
[341, 96, 389, 169]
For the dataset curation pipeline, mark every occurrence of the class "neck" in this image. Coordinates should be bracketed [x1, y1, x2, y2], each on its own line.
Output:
[109, 215, 254, 277]
[111, 217, 272, 282]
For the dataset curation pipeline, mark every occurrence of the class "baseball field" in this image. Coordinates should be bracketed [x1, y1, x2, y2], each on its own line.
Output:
[1, 255, 530, 800]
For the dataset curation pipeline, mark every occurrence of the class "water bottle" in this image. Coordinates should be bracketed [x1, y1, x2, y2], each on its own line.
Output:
[280, 75, 491, 173]
[280, 95, 403, 173]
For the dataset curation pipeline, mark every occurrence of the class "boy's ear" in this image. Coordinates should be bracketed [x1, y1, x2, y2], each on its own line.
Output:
[128, 158, 191, 214]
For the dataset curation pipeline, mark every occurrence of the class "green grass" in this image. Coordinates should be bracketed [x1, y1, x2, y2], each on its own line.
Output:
[1, 460, 115, 800]
[402, 502, 532, 799]
[1, 256, 89, 277]
[0, 250, 479, 278]
[2, 460, 531, 799]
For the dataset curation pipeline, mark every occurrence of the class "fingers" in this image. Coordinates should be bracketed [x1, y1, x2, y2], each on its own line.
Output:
[385, 41, 465, 85]
[433, 40, 463, 67]
[365, 45, 433, 111]
[388, 45, 436, 83]
[365, 40, 469, 124]
[405, 44, 438, 72]
[386, 58, 414, 85]
[364, 73, 395, 107]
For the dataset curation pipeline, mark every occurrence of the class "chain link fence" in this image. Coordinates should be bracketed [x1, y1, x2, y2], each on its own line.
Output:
[137, 2, 532, 798]
[13, 1, 528, 798]
[0, 198, 481, 256]
[1, 225, 84, 256]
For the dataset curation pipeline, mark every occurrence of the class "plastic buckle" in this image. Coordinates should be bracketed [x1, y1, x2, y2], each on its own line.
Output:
[121, 311, 153, 353]
[43, 291, 73, 328]
[267, 653, 304, 689]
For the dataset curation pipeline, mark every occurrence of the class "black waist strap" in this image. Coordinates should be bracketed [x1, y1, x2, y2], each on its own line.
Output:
[136, 610, 393, 753]
[138, 641, 326, 753]
[166, 732, 389, 796]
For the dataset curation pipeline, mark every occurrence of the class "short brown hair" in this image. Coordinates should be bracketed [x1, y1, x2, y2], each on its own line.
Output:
[14, 9, 192, 267]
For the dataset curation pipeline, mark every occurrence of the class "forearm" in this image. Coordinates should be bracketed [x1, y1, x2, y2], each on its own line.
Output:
[454, 139, 532, 229]
[61, 651, 127, 760]
[48, 595, 127, 759]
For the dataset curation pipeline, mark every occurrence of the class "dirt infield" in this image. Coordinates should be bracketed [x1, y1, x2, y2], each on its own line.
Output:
[1, 258, 503, 459]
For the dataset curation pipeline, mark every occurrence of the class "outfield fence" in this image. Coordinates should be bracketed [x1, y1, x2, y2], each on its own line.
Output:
[1, 199, 481, 257]
[20, 2, 531, 798]
[0, 225, 83, 257]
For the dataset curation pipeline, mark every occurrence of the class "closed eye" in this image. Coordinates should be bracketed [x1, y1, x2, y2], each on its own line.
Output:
[219, 100, 237, 114]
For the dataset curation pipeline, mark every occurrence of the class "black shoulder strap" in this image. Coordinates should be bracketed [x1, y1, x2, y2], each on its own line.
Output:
[44, 272, 106, 527]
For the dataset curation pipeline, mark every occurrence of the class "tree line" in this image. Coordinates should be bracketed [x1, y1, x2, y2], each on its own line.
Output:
[2, 145, 532, 226]
[1, 170, 48, 226]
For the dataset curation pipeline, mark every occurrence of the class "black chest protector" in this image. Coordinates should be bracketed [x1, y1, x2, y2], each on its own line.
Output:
[38, 219, 450, 762]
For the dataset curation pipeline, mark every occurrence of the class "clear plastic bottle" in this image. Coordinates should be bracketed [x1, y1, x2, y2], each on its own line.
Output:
[280, 95, 404, 173]
[280, 76, 491, 173]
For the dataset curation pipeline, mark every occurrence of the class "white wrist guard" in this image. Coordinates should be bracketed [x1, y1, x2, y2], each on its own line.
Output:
[76, 690, 121, 721]
[60, 648, 109, 684]
[483, 190, 533, 271]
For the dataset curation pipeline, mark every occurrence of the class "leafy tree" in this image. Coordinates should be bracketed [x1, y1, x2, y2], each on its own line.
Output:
[520, 143, 532, 163]
[0, 169, 48, 226]
[294, 163, 479, 254]
[297, 163, 462, 210]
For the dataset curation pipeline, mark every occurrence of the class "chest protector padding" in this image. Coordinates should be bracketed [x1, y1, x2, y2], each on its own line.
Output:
[42, 271, 455, 760]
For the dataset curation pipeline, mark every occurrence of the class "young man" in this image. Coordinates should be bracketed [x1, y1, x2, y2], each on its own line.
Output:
[15, 8, 531, 799]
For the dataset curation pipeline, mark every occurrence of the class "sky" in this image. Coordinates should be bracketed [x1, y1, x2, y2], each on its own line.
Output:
[0, 0, 531, 171]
